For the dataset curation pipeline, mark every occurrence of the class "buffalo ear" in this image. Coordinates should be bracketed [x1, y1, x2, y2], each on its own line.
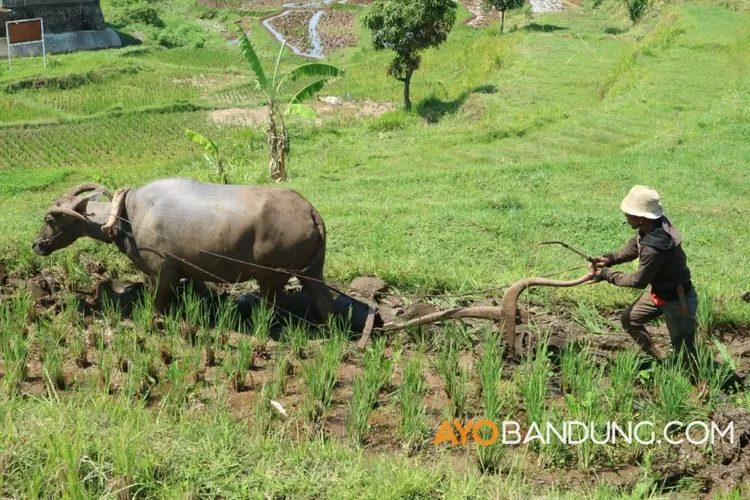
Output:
[72, 196, 90, 215]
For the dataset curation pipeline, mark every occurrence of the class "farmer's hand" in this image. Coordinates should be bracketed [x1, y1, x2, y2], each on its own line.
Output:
[592, 256, 610, 269]
[587, 265, 604, 282]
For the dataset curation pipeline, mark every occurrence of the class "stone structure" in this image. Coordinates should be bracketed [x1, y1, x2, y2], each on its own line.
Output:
[0, 0, 121, 57]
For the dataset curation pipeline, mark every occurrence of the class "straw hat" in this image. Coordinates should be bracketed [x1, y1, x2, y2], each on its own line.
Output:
[620, 185, 663, 219]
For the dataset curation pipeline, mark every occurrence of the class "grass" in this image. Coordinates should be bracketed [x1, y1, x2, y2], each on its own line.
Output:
[0, 0, 749, 496]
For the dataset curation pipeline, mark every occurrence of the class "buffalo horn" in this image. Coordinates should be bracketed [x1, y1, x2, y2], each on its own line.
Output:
[48, 207, 88, 222]
[64, 183, 113, 200]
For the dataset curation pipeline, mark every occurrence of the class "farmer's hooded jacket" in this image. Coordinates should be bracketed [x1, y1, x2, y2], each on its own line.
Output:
[599, 216, 692, 301]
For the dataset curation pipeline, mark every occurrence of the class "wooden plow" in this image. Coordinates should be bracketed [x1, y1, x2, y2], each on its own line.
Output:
[339, 270, 594, 358]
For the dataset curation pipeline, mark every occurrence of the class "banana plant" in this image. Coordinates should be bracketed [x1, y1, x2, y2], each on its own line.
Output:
[235, 24, 341, 181]
[185, 129, 227, 184]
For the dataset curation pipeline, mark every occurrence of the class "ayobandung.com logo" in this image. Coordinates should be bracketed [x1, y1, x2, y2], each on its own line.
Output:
[433, 419, 735, 446]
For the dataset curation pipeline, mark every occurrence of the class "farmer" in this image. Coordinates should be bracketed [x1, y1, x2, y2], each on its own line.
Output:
[590, 185, 699, 374]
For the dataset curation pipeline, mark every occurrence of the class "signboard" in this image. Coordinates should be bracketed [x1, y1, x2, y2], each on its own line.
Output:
[5, 18, 46, 69]
[8, 19, 42, 44]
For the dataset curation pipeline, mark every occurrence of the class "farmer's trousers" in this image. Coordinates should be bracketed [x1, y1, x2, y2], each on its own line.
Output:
[621, 286, 699, 374]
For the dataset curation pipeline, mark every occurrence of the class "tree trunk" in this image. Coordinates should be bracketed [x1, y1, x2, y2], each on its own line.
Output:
[281, 120, 290, 155]
[501, 10, 505, 33]
[403, 69, 413, 111]
[267, 116, 284, 181]
[278, 123, 286, 181]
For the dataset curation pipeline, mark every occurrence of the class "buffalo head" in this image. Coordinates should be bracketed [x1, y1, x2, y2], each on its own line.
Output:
[32, 183, 113, 256]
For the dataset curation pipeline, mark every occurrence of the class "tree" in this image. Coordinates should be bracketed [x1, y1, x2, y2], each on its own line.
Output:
[362, 0, 457, 111]
[235, 25, 341, 181]
[482, 0, 525, 33]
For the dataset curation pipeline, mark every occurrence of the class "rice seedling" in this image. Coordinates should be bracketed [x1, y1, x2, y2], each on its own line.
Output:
[95, 332, 115, 395]
[61, 249, 93, 290]
[237, 336, 255, 373]
[250, 346, 291, 435]
[434, 339, 469, 419]
[41, 336, 66, 391]
[517, 330, 552, 452]
[131, 285, 155, 334]
[209, 298, 238, 366]
[696, 286, 716, 336]
[347, 374, 373, 447]
[607, 349, 641, 416]
[653, 354, 697, 426]
[122, 356, 149, 402]
[572, 300, 619, 334]
[222, 351, 244, 392]
[558, 341, 608, 470]
[100, 293, 121, 335]
[346, 336, 391, 446]
[432, 321, 475, 353]
[253, 379, 280, 436]
[537, 405, 574, 470]
[70, 327, 88, 369]
[250, 297, 274, 356]
[140, 339, 161, 385]
[271, 343, 292, 393]
[397, 352, 429, 454]
[476, 326, 509, 474]
[694, 341, 737, 407]
[0, 317, 29, 397]
[178, 282, 207, 345]
[166, 357, 188, 408]
[281, 318, 309, 359]
[301, 342, 342, 426]
[222, 337, 255, 393]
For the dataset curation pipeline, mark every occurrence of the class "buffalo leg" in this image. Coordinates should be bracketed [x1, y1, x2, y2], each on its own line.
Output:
[257, 274, 289, 305]
[153, 267, 180, 314]
[301, 277, 333, 323]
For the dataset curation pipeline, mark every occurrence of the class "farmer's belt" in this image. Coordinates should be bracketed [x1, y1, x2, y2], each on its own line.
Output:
[651, 281, 692, 314]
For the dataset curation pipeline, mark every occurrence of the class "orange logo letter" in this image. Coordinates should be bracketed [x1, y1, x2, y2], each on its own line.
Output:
[454, 419, 475, 445]
[473, 419, 499, 446]
[434, 420, 458, 445]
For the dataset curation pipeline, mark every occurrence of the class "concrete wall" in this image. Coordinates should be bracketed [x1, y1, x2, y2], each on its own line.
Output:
[0, 0, 106, 37]
[0, 0, 121, 56]
[0, 28, 122, 57]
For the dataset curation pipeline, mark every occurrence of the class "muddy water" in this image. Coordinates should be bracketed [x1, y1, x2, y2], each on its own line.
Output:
[262, 0, 346, 59]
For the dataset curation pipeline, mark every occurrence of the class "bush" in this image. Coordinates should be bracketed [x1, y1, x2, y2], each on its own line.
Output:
[625, 0, 649, 23]
[156, 25, 207, 49]
[367, 110, 413, 132]
[110, 2, 165, 28]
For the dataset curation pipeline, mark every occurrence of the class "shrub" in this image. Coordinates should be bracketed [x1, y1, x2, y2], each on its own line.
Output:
[110, 2, 165, 28]
[156, 25, 207, 49]
[625, 0, 649, 24]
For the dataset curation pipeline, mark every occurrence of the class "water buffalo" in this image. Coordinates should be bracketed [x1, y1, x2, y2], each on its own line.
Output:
[32, 178, 333, 320]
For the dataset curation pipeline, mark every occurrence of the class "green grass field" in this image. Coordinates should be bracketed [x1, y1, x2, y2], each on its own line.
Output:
[1, 0, 750, 496]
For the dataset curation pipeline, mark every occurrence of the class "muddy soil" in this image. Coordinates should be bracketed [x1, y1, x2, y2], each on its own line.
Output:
[2, 270, 749, 495]
[265, 9, 317, 54]
[316, 8, 359, 52]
